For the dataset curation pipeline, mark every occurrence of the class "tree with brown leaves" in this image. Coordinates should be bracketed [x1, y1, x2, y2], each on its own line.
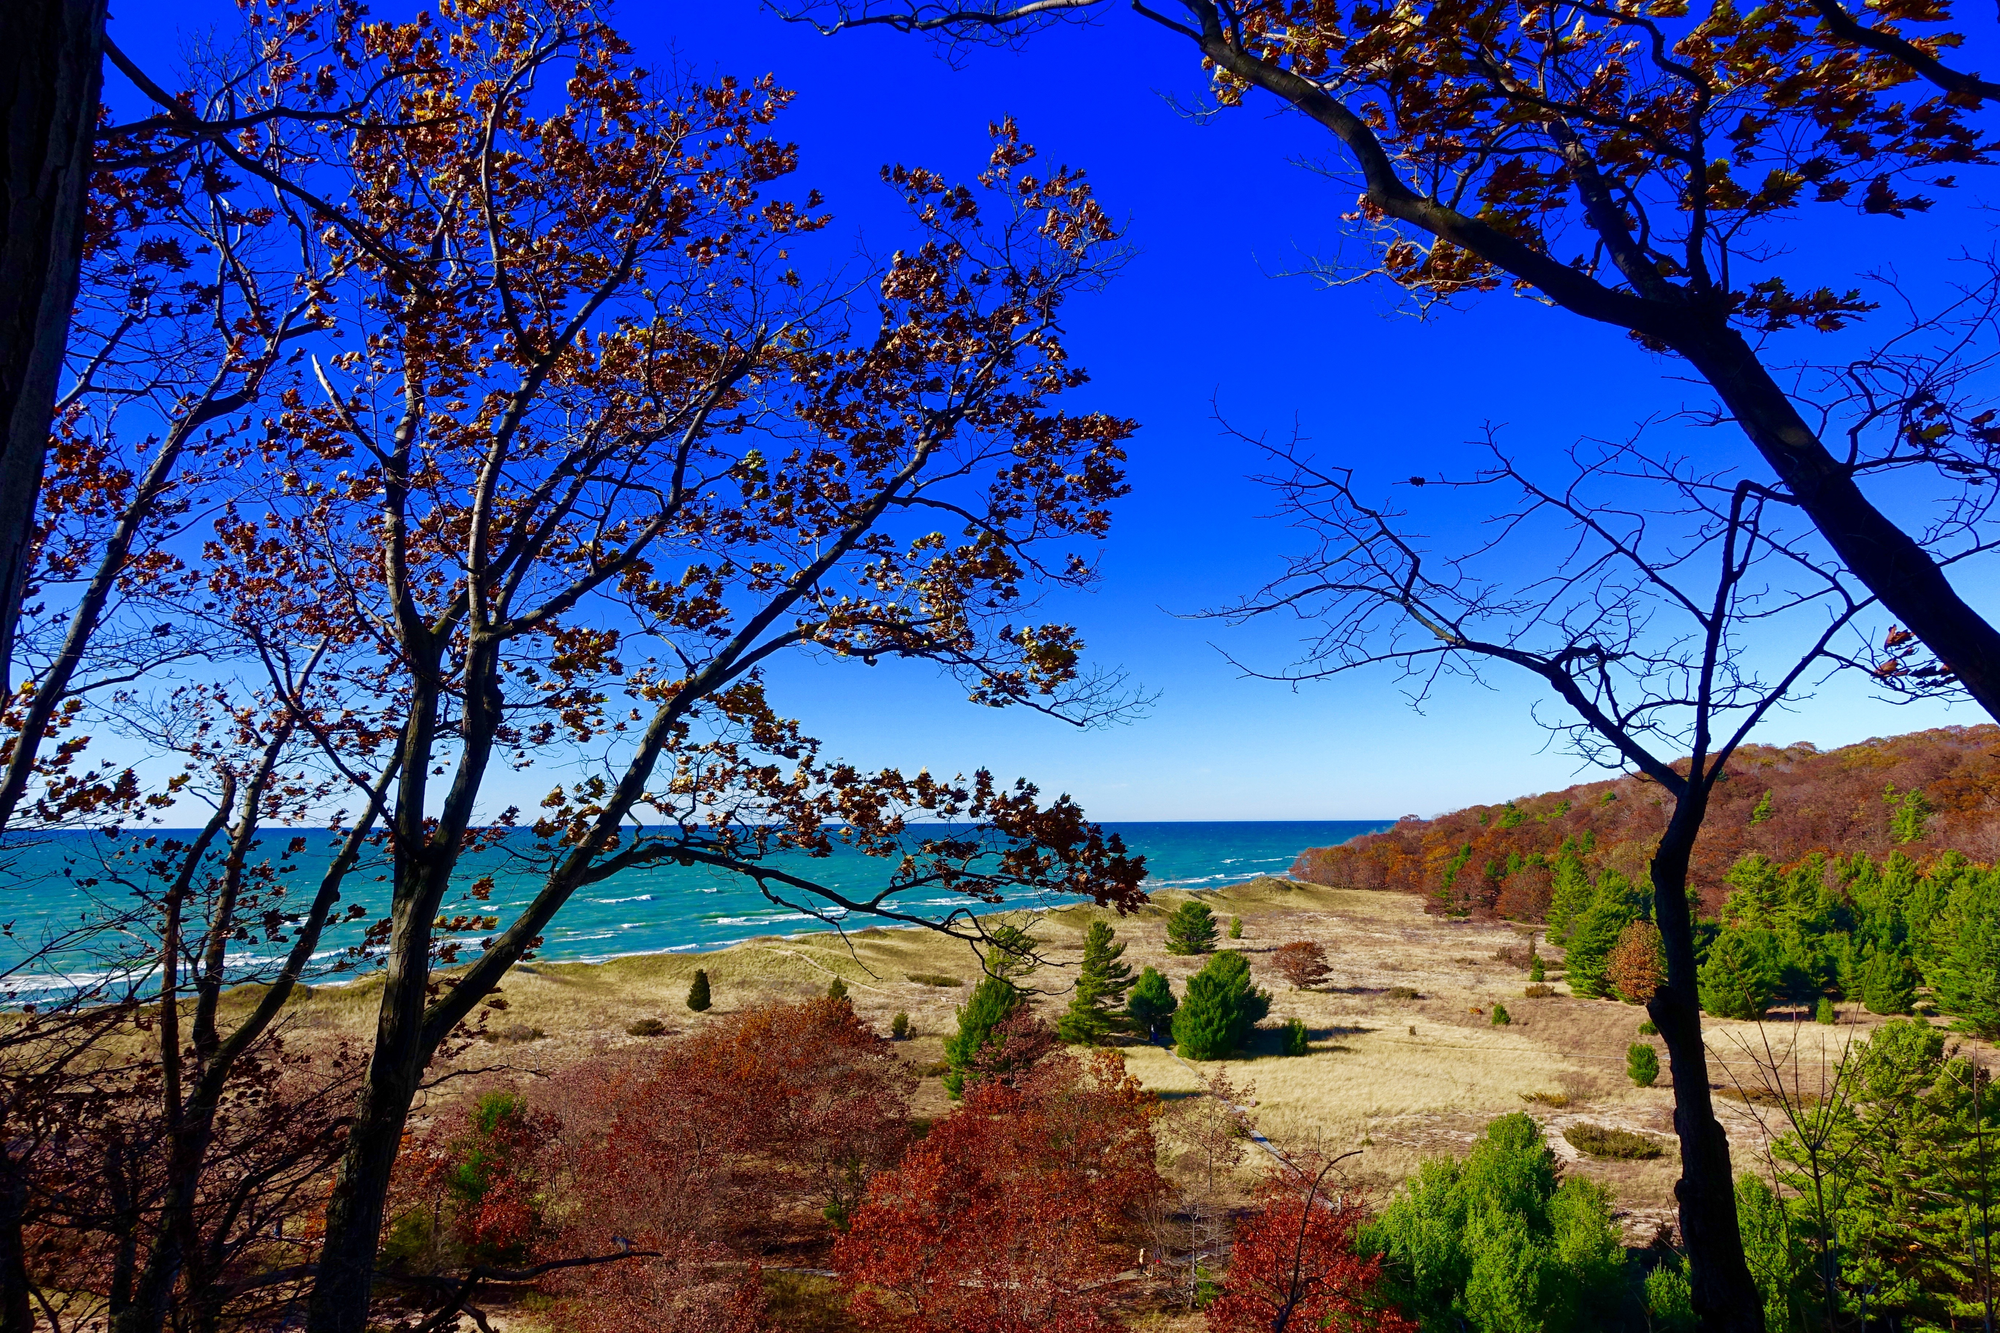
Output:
[1270, 940, 1331, 991]
[101, 6, 1146, 1326]
[783, 0, 2000, 726]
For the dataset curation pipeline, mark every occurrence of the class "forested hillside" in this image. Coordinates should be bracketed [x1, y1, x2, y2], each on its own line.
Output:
[1295, 726, 2000, 918]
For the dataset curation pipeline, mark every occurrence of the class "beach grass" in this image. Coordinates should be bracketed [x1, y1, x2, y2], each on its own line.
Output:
[250, 874, 1929, 1227]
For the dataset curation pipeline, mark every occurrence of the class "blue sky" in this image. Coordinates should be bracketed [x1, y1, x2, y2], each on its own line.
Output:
[105, 0, 1991, 821]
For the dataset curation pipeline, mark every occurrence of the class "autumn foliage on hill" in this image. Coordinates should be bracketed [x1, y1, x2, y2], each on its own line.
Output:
[1294, 727, 2000, 917]
[835, 1047, 1160, 1333]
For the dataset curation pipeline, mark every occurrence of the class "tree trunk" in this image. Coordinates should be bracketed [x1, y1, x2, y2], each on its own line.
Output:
[1648, 789, 1765, 1333]
[1676, 324, 2000, 722]
[303, 851, 437, 1333]
[0, 0, 105, 695]
[0, 1150, 33, 1333]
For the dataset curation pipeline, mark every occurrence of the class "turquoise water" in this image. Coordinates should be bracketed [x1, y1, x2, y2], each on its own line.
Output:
[0, 820, 1385, 992]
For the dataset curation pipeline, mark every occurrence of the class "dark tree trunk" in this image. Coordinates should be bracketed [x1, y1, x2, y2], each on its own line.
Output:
[1674, 325, 2000, 723]
[0, 0, 105, 695]
[1648, 788, 1766, 1333]
[0, 1152, 33, 1333]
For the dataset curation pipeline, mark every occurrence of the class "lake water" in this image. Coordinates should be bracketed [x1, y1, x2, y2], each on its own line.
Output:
[0, 820, 1387, 992]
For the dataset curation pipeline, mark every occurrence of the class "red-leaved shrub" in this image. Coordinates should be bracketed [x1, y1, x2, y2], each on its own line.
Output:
[836, 1047, 1160, 1332]
[1206, 1165, 1415, 1333]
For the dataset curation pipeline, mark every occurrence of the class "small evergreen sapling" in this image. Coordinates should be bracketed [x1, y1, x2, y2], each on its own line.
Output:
[1281, 1017, 1309, 1057]
[1127, 966, 1177, 1040]
[686, 969, 712, 1013]
[1627, 1042, 1660, 1087]
[826, 976, 849, 1002]
[1528, 954, 1546, 983]
[891, 1011, 912, 1040]
[1815, 996, 1838, 1025]
[1490, 1003, 1511, 1026]
[1165, 900, 1220, 956]
[984, 922, 1041, 983]
[1227, 916, 1243, 939]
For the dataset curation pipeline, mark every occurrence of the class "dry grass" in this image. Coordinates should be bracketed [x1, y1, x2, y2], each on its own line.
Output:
[257, 875, 1964, 1231]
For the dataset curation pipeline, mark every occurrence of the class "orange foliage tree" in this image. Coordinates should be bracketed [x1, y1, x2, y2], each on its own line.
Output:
[1271, 940, 1331, 990]
[98, 4, 1147, 1326]
[1206, 1159, 1414, 1333]
[553, 999, 911, 1316]
[1606, 920, 1669, 1004]
[835, 1047, 1160, 1333]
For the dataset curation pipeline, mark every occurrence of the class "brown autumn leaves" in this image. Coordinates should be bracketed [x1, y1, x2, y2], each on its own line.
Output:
[6, 2, 1149, 1328]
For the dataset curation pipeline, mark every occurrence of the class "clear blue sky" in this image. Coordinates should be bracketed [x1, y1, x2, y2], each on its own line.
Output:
[106, 0, 1991, 821]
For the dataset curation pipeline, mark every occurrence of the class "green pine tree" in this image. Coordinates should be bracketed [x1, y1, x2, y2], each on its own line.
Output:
[1058, 920, 1135, 1045]
[826, 975, 848, 1001]
[1371, 1113, 1625, 1333]
[1126, 966, 1177, 1040]
[1698, 928, 1779, 1020]
[1227, 915, 1243, 939]
[1165, 900, 1219, 956]
[1928, 868, 2000, 1037]
[1545, 849, 1595, 944]
[942, 975, 1021, 1098]
[1563, 872, 1642, 998]
[1627, 1042, 1659, 1087]
[686, 969, 712, 1012]
[984, 922, 1040, 983]
[1860, 943, 1917, 1016]
[1172, 950, 1270, 1060]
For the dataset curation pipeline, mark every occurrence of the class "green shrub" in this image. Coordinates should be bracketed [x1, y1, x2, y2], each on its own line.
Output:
[826, 976, 848, 1001]
[626, 1017, 667, 1038]
[1370, 1113, 1624, 1333]
[1644, 1259, 1698, 1333]
[1490, 1003, 1511, 1026]
[942, 975, 1020, 1097]
[1815, 996, 1838, 1025]
[1281, 1016, 1309, 1056]
[1126, 966, 1177, 1039]
[1528, 955, 1546, 983]
[1563, 1123, 1666, 1159]
[890, 1011, 911, 1040]
[1227, 915, 1244, 939]
[686, 968, 712, 1012]
[1638, 1019, 1658, 1035]
[1627, 1042, 1660, 1087]
[1172, 951, 1271, 1060]
[1165, 900, 1219, 955]
[905, 972, 960, 988]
